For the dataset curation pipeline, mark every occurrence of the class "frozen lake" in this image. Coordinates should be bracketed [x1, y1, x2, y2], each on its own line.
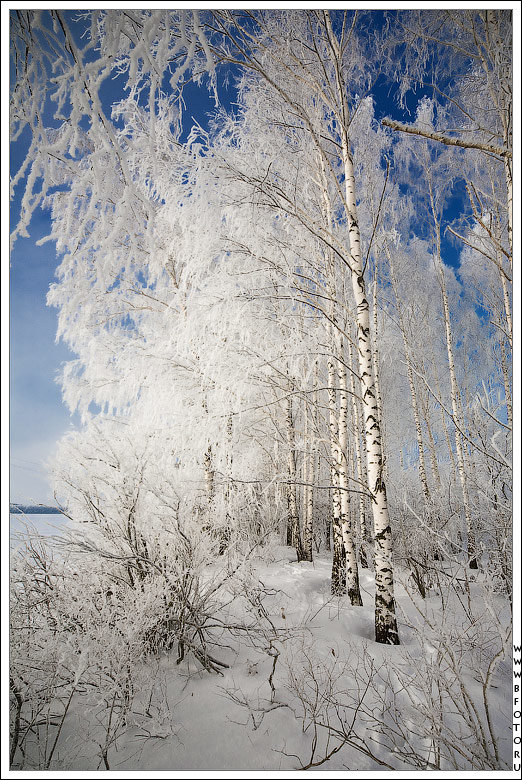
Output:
[9, 512, 68, 544]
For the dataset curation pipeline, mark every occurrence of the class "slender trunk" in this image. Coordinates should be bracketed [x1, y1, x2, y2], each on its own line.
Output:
[325, 11, 399, 642]
[431, 188, 477, 568]
[431, 351, 457, 479]
[500, 267, 512, 349]
[422, 392, 442, 492]
[337, 334, 363, 605]
[503, 155, 513, 259]
[388, 249, 431, 503]
[312, 446, 319, 548]
[325, 518, 332, 550]
[371, 271, 385, 479]
[204, 445, 214, 505]
[286, 395, 304, 561]
[406, 353, 431, 502]
[319, 152, 348, 593]
[443, 311, 476, 569]
[328, 337, 346, 594]
[348, 339, 369, 567]
[500, 339, 513, 432]
[203, 397, 214, 507]
[302, 397, 314, 562]
[219, 414, 234, 554]
[286, 496, 293, 547]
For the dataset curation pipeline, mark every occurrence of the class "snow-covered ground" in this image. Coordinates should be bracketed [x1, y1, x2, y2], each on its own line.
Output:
[32, 544, 511, 772]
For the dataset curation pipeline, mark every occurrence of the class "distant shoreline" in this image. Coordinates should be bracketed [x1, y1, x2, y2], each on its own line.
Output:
[10, 505, 63, 515]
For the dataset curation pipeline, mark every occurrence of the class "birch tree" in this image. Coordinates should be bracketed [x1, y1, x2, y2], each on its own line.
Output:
[205, 9, 397, 640]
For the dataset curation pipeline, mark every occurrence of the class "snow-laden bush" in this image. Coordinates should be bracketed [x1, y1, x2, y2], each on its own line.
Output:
[10, 420, 278, 768]
[9, 521, 267, 769]
[10, 532, 143, 769]
[10, 527, 194, 769]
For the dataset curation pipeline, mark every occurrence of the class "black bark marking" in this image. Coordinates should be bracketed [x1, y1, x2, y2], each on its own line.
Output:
[374, 525, 391, 541]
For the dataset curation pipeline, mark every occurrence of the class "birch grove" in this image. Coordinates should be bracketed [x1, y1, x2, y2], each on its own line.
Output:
[10, 12, 513, 765]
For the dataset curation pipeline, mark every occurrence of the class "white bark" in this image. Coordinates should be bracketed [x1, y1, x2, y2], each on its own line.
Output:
[204, 445, 214, 505]
[504, 157, 513, 257]
[302, 396, 314, 562]
[500, 268, 512, 349]
[431, 353, 458, 479]
[421, 391, 443, 492]
[430, 183, 477, 568]
[328, 337, 346, 594]
[319, 149, 360, 599]
[285, 395, 304, 561]
[336, 334, 363, 605]
[406, 351, 431, 502]
[387, 247, 431, 502]
[371, 274, 385, 452]
[325, 12, 398, 643]
[348, 339, 369, 566]
[381, 118, 511, 158]
[499, 340, 513, 432]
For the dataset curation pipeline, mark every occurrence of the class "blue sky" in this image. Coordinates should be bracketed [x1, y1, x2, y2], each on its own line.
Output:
[9, 211, 76, 503]
[7, 11, 78, 503]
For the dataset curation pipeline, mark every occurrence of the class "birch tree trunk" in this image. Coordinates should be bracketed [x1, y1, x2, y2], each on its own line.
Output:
[387, 247, 431, 503]
[219, 414, 234, 554]
[499, 340, 513, 432]
[318, 151, 353, 595]
[348, 339, 369, 568]
[337, 334, 363, 606]
[500, 268, 512, 350]
[286, 395, 304, 562]
[428, 179, 477, 569]
[202, 397, 214, 507]
[371, 270, 385, 476]
[420, 388, 443, 492]
[302, 394, 314, 562]
[325, 11, 399, 643]
[328, 334, 346, 595]
[503, 156, 513, 257]
[431, 350, 458, 480]
[204, 445, 214, 505]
